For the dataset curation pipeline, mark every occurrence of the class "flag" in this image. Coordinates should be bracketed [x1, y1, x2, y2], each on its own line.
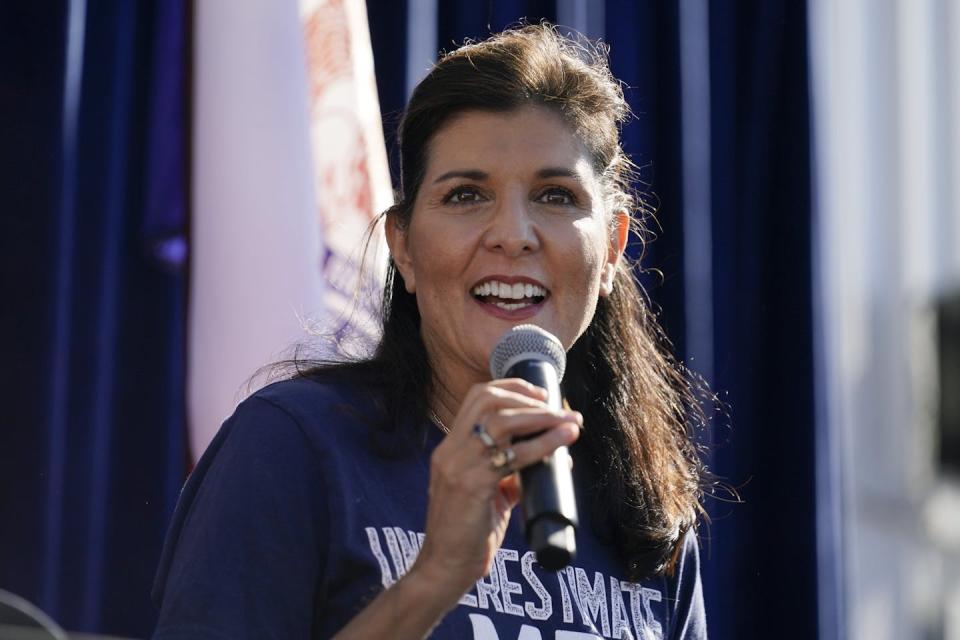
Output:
[188, 0, 391, 459]
[301, 0, 393, 340]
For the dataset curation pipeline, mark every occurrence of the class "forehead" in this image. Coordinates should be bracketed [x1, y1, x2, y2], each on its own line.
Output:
[423, 106, 597, 179]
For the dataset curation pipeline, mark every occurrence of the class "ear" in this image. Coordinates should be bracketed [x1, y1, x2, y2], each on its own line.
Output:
[599, 210, 629, 297]
[385, 209, 416, 293]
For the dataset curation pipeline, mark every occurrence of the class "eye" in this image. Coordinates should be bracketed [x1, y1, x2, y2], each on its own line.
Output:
[536, 187, 577, 206]
[443, 185, 485, 205]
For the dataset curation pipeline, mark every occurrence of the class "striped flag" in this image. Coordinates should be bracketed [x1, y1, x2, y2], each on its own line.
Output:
[188, 0, 391, 459]
[301, 0, 394, 343]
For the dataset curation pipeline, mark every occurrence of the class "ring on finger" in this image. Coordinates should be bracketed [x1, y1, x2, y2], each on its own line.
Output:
[472, 423, 497, 448]
[489, 446, 517, 473]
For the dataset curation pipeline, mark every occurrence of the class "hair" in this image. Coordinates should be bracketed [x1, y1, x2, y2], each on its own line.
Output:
[293, 23, 710, 580]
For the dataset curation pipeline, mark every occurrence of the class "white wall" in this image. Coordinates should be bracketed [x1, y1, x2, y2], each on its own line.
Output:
[809, 0, 960, 637]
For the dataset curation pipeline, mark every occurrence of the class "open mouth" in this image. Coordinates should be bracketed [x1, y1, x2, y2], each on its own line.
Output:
[471, 280, 549, 311]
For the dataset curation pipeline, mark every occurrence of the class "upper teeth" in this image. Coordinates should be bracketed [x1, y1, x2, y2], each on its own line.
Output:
[472, 281, 547, 299]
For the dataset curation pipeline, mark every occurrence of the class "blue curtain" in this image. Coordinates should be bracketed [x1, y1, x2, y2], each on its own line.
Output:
[707, 2, 818, 638]
[0, 1, 821, 637]
[0, 1, 187, 636]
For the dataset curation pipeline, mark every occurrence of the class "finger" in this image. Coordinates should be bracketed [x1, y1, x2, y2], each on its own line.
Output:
[469, 383, 549, 412]
[490, 421, 580, 474]
[485, 378, 550, 400]
[436, 414, 577, 484]
[452, 408, 578, 465]
[448, 385, 551, 437]
[457, 380, 548, 418]
[483, 408, 583, 443]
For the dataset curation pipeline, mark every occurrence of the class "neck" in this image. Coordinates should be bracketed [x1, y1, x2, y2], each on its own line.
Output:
[423, 348, 489, 434]
[428, 376, 464, 433]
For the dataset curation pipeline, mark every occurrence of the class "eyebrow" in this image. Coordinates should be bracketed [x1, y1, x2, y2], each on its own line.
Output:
[535, 167, 583, 182]
[431, 166, 584, 185]
[432, 170, 488, 184]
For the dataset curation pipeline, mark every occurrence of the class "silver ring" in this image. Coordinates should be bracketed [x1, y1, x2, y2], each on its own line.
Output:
[489, 447, 517, 473]
[472, 423, 496, 448]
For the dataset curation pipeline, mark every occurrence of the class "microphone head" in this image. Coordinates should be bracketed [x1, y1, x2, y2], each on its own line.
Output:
[489, 324, 567, 381]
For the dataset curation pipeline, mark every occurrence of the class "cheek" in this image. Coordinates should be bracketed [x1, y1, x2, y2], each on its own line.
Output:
[407, 241, 467, 310]
[569, 230, 610, 290]
[405, 221, 452, 285]
[581, 220, 616, 297]
[411, 249, 453, 286]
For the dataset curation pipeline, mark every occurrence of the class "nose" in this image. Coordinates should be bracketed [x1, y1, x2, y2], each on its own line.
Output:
[483, 192, 540, 256]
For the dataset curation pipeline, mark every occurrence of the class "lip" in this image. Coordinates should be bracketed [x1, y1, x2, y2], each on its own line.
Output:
[473, 296, 546, 320]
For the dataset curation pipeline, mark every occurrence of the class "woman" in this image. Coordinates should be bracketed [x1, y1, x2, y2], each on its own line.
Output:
[153, 24, 709, 639]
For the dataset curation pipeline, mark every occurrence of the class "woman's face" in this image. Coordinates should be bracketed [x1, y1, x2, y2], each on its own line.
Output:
[387, 106, 628, 396]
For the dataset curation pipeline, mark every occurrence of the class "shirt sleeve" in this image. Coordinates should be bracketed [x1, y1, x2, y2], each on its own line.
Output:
[152, 396, 328, 639]
[667, 529, 708, 640]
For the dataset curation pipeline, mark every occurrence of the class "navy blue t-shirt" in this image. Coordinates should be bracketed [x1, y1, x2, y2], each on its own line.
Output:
[152, 378, 707, 639]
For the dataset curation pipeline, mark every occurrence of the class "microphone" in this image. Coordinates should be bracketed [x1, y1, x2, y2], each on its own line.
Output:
[489, 324, 578, 570]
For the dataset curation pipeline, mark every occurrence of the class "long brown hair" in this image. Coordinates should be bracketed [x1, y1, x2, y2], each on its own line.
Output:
[297, 24, 710, 580]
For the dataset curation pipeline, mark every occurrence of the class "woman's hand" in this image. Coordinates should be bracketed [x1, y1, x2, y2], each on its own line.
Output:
[410, 379, 582, 603]
[332, 379, 581, 640]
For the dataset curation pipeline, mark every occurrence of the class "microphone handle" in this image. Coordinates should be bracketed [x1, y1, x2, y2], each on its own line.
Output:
[505, 360, 578, 570]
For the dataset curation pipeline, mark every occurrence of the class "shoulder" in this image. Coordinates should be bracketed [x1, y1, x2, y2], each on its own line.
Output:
[151, 380, 348, 623]
[172, 377, 369, 516]
[171, 377, 383, 529]
[234, 376, 382, 450]
[251, 376, 375, 420]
